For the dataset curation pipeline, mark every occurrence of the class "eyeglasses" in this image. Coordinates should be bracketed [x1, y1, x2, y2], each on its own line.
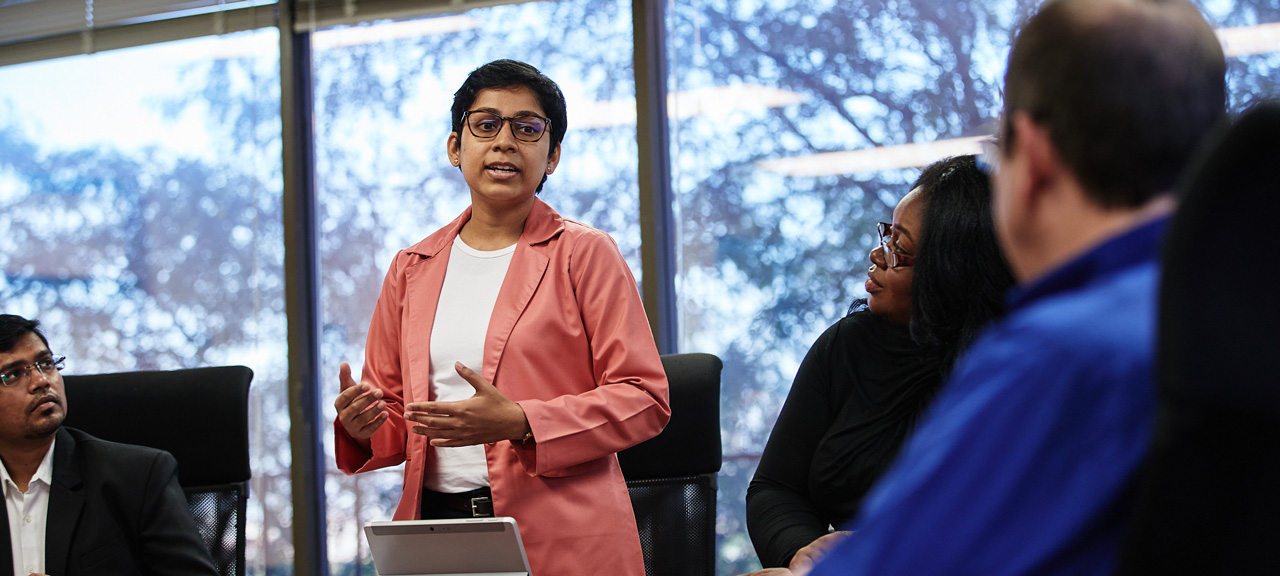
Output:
[461, 111, 551, 143]
[877, 222, 915, 268]
[976, 137, 1000, 176]
[0, 356, 66, 387]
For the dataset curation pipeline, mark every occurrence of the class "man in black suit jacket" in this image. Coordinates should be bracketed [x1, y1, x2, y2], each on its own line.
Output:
[0, 314, 217, 576]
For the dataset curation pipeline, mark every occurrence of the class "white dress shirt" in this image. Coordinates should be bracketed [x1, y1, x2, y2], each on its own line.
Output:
[3, 438, 55, 576]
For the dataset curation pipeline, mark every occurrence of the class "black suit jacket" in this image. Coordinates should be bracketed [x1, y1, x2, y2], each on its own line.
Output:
[0, 427, 218, 576]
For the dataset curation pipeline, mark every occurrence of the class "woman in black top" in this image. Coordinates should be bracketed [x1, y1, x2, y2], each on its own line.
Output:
[745, 155, 1015, 574]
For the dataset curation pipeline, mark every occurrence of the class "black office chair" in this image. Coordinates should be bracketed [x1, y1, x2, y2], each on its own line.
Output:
[618, 352, 723, 576]
[1116, 101, 1280, 575]
[62, 365, 253, 576]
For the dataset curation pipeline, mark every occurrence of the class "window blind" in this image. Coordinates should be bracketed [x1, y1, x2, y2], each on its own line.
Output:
[291, 0, 522, 32]
[0, 0, 528, 67]
[0, 0, 277, 66]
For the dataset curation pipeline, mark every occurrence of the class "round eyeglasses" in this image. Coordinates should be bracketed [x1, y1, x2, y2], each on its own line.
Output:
[0, 355, 66, 387]
[876, 222, 915, 268]
[462, 111, 551, 143]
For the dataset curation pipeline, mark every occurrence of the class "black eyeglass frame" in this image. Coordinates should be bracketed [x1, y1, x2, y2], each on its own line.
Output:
[460, 110, 552, 143]
[876, 222, 915, 269]
[0, 355, 67, 387]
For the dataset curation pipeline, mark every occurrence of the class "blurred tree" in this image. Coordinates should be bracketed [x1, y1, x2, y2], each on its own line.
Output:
[0, 36, 291, 574]
[6, 0, 1273, 574]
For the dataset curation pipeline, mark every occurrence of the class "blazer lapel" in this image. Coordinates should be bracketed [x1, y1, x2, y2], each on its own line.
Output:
[483, 200, 560, 385]
[404, 255, 448, 404]
[484, 243, 549, 385]
[402, 207, 470, 405]
[45, 428, 84, 576]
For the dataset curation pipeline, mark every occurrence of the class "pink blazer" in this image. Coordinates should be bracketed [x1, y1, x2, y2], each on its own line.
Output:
[335, 198, 671, 576]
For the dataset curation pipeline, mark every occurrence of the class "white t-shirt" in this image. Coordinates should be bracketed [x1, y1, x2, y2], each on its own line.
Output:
[423, 235, 516, 493]
[3, 437, 55, 576]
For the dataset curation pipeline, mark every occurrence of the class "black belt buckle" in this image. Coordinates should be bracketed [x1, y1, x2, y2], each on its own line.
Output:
[470, 496, 493, 517]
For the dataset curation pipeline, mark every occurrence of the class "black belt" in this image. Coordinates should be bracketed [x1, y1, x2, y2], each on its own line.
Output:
[421, 487, 493, 517]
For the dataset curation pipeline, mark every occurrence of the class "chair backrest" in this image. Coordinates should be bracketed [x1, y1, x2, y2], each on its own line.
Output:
[618, 352, 723, 576]
[61, 365, 253, 576]
[1116, 100, 1280, 575]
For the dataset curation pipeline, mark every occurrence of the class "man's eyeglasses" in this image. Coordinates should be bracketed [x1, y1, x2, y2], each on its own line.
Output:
[976, 136, 1000, 176]
[462, 111, 551, 143]
[0, 356, 66, 387]
[877, 222, 915, 268]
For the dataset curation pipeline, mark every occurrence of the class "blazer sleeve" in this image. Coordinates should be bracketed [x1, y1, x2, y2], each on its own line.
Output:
[513, 230, 671, 475]
[334, 250, 412, 474]
[747, 321, 842, 567]
[137, 451, 220, 576]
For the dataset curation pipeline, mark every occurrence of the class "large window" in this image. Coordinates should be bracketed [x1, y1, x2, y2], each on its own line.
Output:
[665, 1, 1011, 571]
[1, 0, 1277, 574]
[311, 1, 642, 572]
[0, 31, 291, 573]
[664, 0, 1280, 572]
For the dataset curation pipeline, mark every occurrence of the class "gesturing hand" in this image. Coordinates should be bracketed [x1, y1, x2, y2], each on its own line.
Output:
[334, 362, 390, 445]
[406, 362, 531, 447]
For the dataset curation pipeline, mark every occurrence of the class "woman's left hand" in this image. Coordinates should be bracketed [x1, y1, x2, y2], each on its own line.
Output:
[405, 362, 532, 447]
[789, 531, 851, 576]
[736, 569, 794, 576]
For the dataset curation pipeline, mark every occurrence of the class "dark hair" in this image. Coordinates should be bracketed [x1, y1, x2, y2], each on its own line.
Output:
[0, 314, 49, 354]
[909, 156, 1016, 375]
[451, 59, 568, 193]
[1003, 0, 1226, 208]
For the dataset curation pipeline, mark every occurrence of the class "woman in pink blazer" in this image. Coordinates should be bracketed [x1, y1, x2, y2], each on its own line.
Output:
[333, 60, 671, 576]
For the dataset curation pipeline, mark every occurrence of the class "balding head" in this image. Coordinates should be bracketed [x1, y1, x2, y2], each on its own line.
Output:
[1002, 0, 1226, 208]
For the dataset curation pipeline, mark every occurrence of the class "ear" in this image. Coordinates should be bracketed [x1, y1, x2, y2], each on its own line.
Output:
[545, 143, 562, 174]
[990, 111, 1055, 280]
[1009, 111, 1062, 210]
[447, 132, 461, 167]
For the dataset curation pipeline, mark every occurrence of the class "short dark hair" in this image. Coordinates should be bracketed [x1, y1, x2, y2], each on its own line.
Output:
[0, 314, 50, 354]
[1003, 0, 1226, 208]
[910, 155, 1016, 375]
[451, 59, 568, 193]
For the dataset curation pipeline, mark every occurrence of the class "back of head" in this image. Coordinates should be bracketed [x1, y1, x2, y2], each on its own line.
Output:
[910, 156, 1015, 374]
[0, 314, 47, 353]
[1003, 0, 1226, 208]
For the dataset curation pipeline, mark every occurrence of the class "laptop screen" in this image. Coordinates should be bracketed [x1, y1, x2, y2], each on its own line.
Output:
[364, 517, 531, 576]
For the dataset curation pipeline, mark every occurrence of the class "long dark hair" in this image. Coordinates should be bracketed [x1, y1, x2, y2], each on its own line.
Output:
[909, 155, 1015, 375]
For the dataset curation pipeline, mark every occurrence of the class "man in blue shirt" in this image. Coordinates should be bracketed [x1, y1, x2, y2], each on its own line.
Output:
[808, 0, 1227, 574]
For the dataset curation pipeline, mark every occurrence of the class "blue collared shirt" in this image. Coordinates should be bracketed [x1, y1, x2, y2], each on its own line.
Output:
[809, 217, 1169, 576]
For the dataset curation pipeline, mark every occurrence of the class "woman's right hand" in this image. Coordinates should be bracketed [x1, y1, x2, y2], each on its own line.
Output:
[335, 362, 390, 442]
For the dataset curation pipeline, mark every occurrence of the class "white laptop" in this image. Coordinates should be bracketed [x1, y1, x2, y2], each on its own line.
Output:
[364, 517, 531, 576]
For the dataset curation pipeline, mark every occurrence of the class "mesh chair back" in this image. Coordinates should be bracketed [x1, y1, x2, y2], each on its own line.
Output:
[188, 485, 249, 576]
[627, 475, 717, 576]
[619, 353, 723, 576]
[61, 365, 253, 576]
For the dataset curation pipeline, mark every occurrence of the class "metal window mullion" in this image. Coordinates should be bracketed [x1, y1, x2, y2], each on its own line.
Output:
[280, 0, 330, 573]
[633, 0, 679, 354]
